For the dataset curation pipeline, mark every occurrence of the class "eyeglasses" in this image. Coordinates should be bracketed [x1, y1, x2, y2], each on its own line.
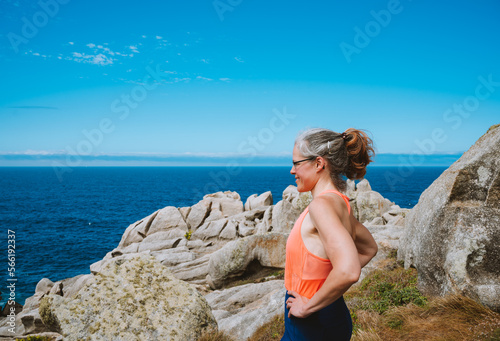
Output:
[292, 156, 316, 167]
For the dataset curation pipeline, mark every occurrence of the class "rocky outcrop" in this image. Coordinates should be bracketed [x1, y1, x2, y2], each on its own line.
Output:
[271, 186, 312, 233]
[347, 179, 394, 223]
[399, 124, 500, 312]
[244, 191, 273, 211]
[40, 254, 216, 341]
[206, 233, 287, 289]
[206, 280, 285, 340]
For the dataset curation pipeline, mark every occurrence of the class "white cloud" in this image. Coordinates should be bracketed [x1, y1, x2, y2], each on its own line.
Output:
[69, 52, 114, 66]
[68, 42, 74, 45]
[28, 42, 135, 66]
[234, 57, 244, 63]
[219, 78, 231, 82]
[196, 76, 213, 81]
[156, 35, 163, 39]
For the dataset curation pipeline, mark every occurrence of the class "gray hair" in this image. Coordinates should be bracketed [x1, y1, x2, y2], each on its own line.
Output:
[294, 128, 351, 192]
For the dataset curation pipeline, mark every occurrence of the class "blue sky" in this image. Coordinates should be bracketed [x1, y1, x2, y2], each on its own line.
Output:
[1, 0, 499, 166]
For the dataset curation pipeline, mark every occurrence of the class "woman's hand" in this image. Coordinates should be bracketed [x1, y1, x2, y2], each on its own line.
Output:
[286, 290, 311, 318]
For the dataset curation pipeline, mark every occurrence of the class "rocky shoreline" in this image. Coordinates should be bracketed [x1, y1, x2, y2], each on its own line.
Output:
[0, 178, 409, 341]
[1, 124, 498, 341]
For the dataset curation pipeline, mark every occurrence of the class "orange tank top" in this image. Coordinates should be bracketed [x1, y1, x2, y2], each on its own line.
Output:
[284, 189, 351, 299]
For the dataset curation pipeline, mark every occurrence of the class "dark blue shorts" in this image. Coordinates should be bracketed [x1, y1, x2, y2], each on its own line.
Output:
[281, 292, 352, 341]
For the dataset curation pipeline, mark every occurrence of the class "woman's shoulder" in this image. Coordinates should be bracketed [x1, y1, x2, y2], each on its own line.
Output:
[308, 192, 347, 216]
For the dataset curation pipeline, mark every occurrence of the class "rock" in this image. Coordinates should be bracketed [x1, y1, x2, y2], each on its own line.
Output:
[369, 216, 385, 225]
[90, 250, 151, 275]
[142, 228, 187, 243]
[117, 211, 159, 248]
[0, 301, 23, 317]
[60, 274, 93, 299]
[390, 215, 405, 227]
[137, 237, 186, 252]
[399, 124, 500, 312]
[39, 254, 217, 341]
[244, 191, 273, 211]
[19, 308, 49, 335]
[203, 191, 244, 217]
[256, 206, 273, 235]
[368, 224, 405, 251]
[271, 186, 311, 233]
[206, 233, 288, 289]
[112, 242, 139, 256]
[205, 280, 285, 340]
[354, 191, 393, 223]
[187, 239, 206, 249]
[346, 179, 356, 198]
[356, 179, 372, 192]
[152, 246, 196, 266]
[35, 278, 54, 295]
[238, 221, 256, 237]
[219, 220, 238, 240]
[147, 206, 188, 235]
[179, 206, 191, 221]
[192, 219, 228, 241]
[168, 254, 211, 284]
[205, 205, 224, 223]
[15, 332, 64, 341]
[186, 200, 212, 230]
[48, 282, 63, 296]
[244, 194, 258, 211]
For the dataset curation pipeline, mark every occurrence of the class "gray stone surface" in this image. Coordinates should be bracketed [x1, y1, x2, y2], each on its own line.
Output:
[147, 206, 188, 235]
[206, 233, 287, 289]
[40, 254, 217, 341]
[205, 280, 285, 340]
[399, 124, 500, 312]
[244, 191, 273, 211]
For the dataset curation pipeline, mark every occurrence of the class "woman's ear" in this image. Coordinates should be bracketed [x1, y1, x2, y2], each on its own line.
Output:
[316, 157, 325, 171]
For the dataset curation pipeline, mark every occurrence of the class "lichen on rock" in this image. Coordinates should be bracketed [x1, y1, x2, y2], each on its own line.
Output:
[40, 254, 217, 341]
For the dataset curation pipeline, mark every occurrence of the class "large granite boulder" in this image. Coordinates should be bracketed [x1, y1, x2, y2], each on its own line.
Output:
[39, 254, 217, 340]
[206, 233, 288, 289]
[348, 179, 394, 223]
[205, 280, 285, 340]
[203, 191, 244, 218]
[399, 124, 500, 312]
[271, 186, 312, 233]
[117, 211, 159, 248]
[244, 191, 273, 211]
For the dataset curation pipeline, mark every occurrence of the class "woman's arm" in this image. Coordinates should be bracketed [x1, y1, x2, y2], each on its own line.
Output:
[286, 196, 361, 318]
[351, 214, 378, 268]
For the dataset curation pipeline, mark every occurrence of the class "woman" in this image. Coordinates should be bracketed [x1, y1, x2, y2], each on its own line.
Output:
[282, 128, 379, 340]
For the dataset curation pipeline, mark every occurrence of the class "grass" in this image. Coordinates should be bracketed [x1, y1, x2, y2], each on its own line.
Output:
[197, 328, 235, 341]
[248, 314, 285, 341]
[347, 255, 500, 341]
[345, 258, 427, 317]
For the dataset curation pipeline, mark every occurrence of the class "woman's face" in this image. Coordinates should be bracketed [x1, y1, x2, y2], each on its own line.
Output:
[290, 145, 318, 192]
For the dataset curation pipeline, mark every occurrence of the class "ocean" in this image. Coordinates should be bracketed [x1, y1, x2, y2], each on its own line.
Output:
[0, 166, 447, 306]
